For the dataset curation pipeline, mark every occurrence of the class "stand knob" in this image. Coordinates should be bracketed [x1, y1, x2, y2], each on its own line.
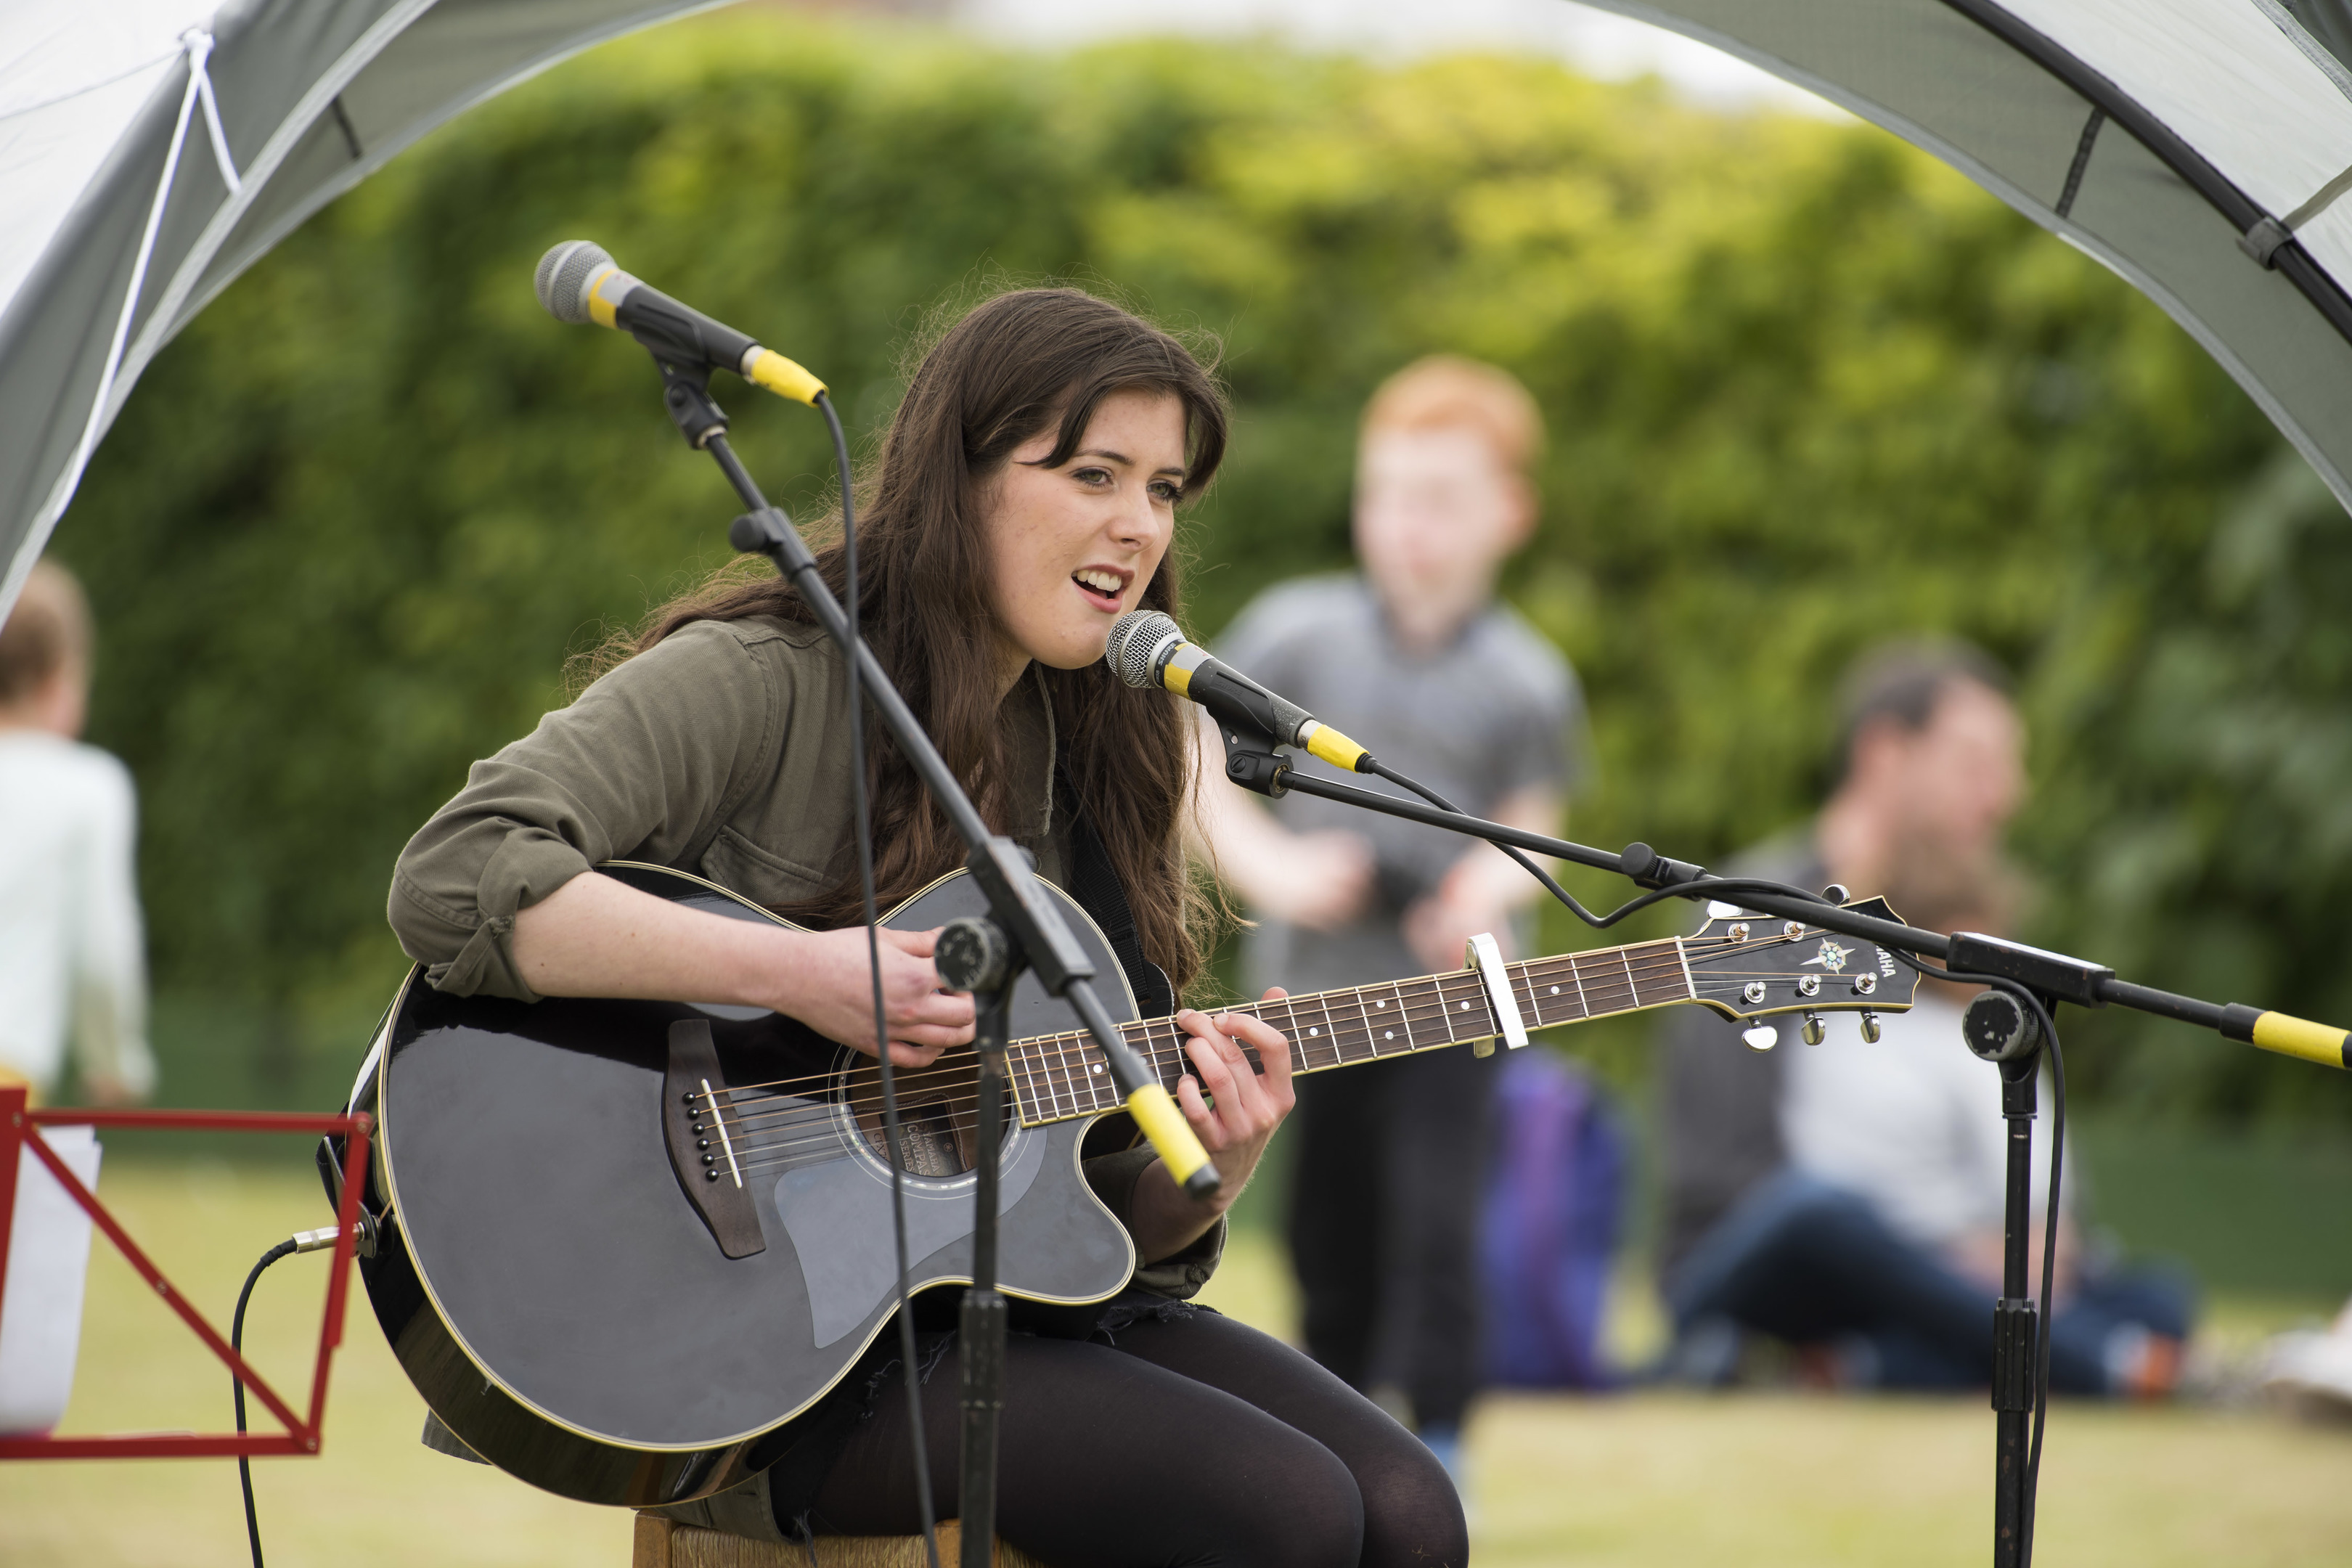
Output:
[936, 916, 1013, 993]
[1961, 989, 2041, 1062]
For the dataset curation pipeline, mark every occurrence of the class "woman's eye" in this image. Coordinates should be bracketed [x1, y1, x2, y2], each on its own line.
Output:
[1148, 479, 1183, 505]
[1071, 466, 1111, 487]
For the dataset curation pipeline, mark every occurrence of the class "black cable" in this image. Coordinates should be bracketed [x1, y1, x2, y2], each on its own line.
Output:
[1359, 756, 1835, 930]
[817, 390, 941, 1568]
[1363, 759, 1602, 921]
[231, 1238, 298, 1568]
[1357, 759, 1826, 923]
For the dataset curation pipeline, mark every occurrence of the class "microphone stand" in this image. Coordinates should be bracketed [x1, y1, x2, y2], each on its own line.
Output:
[648, 359, 1212, 1568]
[1206, 712, 2344, 1568]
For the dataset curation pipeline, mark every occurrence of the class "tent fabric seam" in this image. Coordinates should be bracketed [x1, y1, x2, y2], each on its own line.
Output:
[2250, 0, 2352, 103]
[2055, 106, 2105, 221]
[0, 50, 183, 128]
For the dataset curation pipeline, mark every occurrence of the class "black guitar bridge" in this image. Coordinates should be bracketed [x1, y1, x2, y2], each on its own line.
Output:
[661, 1018, 767, 1259]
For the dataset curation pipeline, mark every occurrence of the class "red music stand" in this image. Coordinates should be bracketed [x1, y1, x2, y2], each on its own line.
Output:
[0, 1083, 372, 1460]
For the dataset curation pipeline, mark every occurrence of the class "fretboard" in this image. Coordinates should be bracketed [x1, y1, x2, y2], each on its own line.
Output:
[1004, 939, 1693, 1127]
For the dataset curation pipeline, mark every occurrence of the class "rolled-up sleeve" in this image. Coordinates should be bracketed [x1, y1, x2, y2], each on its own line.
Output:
[388, 621, 789, 999]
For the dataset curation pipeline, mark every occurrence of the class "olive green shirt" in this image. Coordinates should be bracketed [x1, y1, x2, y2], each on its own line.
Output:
[387, 614, 1218, 1297]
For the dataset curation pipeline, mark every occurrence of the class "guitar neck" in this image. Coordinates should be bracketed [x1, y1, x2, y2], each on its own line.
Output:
[1005, 937, 1694, 1127]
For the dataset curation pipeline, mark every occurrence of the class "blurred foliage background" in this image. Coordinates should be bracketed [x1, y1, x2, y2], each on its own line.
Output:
[53, 15, 2352, 1187]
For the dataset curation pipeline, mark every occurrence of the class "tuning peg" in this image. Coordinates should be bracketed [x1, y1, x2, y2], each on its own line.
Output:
[1821, 883, 1850, 904]
[1800, 1012, 1825, 1046]
[1859, 1010, 1882, 1044]
[1741, 1024, 1779, 1053]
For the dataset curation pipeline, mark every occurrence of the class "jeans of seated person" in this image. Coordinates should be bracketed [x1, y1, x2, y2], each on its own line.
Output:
[1664, 1170, 2195, 1396]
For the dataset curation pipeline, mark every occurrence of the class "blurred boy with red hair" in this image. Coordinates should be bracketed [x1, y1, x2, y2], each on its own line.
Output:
[1193, 356, 1585, 1480]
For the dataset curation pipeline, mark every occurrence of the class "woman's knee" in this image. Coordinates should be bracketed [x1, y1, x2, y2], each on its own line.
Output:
[1226, 1434, 1365, 1568]
[1354, 1439, 1469, 1568]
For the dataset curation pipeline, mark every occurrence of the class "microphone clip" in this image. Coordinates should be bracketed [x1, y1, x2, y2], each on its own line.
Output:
[1213, 718, 1291, 799]
[655, 356, 729, 450]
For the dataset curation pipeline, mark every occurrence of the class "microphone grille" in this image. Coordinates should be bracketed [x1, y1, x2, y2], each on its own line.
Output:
[1106, 611, 1183, 690]
[535, 240, 613, 324]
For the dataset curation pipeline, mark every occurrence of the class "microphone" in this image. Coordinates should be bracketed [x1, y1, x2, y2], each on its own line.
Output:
[534, 240, 826, 406]
[1106, 610, 1374, 772]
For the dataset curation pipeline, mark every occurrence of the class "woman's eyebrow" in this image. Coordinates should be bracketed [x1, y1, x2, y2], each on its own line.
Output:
[1073, 446, 1186, 479]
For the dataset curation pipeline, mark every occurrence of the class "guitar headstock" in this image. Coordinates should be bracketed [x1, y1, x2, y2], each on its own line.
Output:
[1682, 897, 1921, 1038]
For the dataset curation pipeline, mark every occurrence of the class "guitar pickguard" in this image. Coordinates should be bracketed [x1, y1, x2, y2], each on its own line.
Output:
[771, 1120, 1045, 1347]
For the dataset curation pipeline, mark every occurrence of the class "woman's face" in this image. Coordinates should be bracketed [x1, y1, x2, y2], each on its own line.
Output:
[983, 387, 1187, 683]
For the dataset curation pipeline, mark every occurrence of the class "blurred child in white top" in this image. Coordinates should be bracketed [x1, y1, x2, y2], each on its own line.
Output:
[0, 561, 153, 1104]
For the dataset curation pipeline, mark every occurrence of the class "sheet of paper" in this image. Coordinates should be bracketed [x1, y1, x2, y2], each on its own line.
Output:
[0, 1127, 103, 1434]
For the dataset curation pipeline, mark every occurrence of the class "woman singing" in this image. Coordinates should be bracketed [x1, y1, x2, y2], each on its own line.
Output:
[388, 287, 1466, 1567]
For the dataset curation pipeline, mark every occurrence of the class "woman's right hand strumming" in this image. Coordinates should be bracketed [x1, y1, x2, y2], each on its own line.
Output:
[767, 924, 976, 1066]
[510, 870, 976, 1065]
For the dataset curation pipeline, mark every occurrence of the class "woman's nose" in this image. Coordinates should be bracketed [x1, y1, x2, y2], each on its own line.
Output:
[1109, 491, 1161, 549]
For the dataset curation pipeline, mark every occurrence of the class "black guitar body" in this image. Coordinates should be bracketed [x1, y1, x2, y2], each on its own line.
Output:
[353, 864, 1138, 1506]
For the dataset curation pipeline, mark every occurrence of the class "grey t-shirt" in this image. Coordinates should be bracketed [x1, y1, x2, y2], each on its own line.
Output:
[1214, 574, 1585, 996]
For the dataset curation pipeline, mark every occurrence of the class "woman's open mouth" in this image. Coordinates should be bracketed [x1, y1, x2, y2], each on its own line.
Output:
[1071, 566, 1130, 613]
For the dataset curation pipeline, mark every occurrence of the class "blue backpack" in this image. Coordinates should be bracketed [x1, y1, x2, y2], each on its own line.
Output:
[1480, 1050, 1625, 1389]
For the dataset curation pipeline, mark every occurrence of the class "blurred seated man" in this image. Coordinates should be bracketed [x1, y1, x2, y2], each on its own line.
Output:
[1656, 640, 2191, 1397]
[0, 561, 153, 1106]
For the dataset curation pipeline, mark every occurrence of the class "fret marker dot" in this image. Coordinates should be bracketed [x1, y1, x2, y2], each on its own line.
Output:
[1309, 1028, 1320, 1037]
[1551, 986, 1560, 995]
[1092, 1063, 1102, 1073]
[1376, 1000, 1387, 1008]
[1384, 1031, 1395, 1040]
[1459, 1000, 1470, 1010]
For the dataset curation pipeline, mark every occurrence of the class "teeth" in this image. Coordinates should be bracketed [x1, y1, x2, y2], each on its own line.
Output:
[1074, 570, 1123, 594]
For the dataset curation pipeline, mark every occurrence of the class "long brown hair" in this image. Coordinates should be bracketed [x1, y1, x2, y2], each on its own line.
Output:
[629, 287, 1228, 993]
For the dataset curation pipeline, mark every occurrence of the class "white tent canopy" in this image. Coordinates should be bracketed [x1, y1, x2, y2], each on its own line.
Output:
[1583, 0, 2352, 506]
[4, 0, 2351, 619]
[0, 0, 719, 617]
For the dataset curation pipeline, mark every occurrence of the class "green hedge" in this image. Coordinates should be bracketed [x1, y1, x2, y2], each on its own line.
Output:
[60, 15, 2351, 1124]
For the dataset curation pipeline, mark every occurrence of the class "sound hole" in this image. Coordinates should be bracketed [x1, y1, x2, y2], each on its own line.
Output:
[846, 1058, 981, 1176]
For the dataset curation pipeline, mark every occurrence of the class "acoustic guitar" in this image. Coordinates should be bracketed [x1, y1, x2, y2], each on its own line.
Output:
[343, 861, 1914, 1506]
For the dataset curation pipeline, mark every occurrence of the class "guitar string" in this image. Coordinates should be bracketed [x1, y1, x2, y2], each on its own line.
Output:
[679, 947, 1827, 1148]
[666, 938, 1887, 1164]
[697, 929, 1821, 1107]
[692, 958, 1696, 1155]
[687, 956, 1726, 1161]
[696, 976, 1889, 1172]
[687, 957, 1860, 1156]
[698, 975, 1578, 1149]
[690, 955, 1690, 1130]
[684, 937, 1760, 1103]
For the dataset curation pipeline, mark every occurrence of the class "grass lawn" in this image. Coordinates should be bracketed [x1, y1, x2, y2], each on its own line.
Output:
[4, 1161, 2349, 1566]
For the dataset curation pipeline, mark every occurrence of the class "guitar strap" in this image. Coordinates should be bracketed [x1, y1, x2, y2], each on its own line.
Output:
[1058, 766, 1177, 1021]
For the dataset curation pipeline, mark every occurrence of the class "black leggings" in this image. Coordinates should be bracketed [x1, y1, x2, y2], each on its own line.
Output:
[804, 1307, 1468, 1568]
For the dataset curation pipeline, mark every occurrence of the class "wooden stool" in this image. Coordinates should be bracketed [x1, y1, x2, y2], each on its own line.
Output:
[632, 1514, 1046, 1568]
